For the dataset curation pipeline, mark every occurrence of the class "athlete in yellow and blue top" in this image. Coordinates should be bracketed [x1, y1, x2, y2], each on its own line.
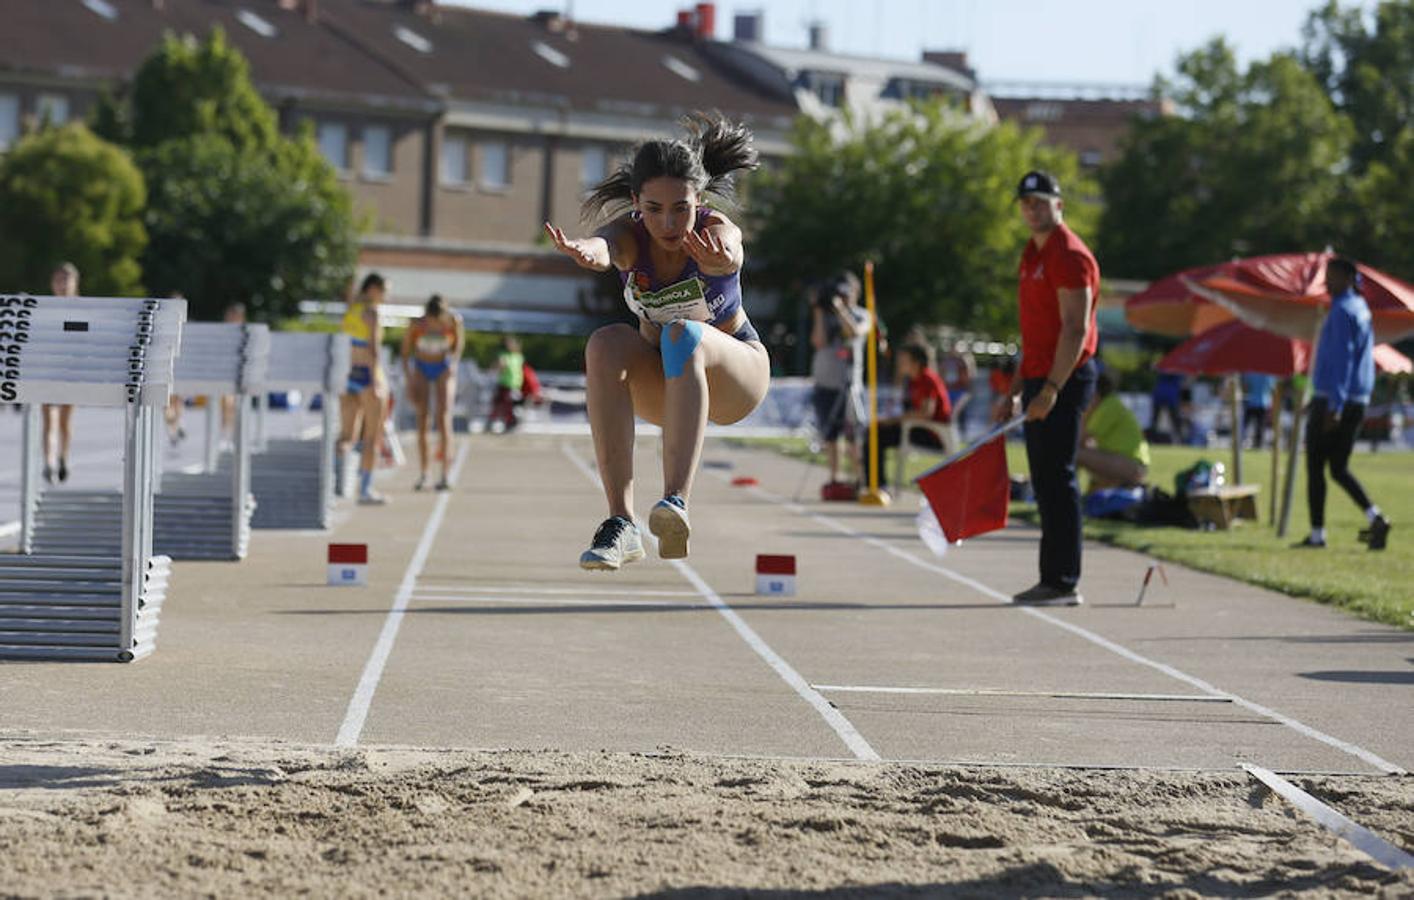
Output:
[401, 294, 463, 491]
[338, 273, 390, 505]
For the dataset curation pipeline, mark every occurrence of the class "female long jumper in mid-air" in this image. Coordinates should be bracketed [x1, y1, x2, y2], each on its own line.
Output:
[546, 113, 770, 570]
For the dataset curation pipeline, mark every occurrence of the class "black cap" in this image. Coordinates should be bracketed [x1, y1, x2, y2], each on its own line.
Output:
[1016, 170, 1061, 199]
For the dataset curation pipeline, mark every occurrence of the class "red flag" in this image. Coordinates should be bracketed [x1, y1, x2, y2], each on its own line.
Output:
[917, 436, 1010, 543]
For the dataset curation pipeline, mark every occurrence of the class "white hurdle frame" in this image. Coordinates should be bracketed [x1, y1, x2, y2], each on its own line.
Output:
[251, 332, 350, 529]
[4, 293, 184, 661]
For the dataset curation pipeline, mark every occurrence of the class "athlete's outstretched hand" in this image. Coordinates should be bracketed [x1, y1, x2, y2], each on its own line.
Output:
[684, 228, 736, 273]
[545, 223, 609, 271]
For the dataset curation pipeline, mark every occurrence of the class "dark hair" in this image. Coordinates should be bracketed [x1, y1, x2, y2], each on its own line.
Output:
[1097, 372, 1115, 397]
[582, 112, 759, 221]
[1327, 257, 1358, 282]
[426, 294, 446, 317]
[360, 272, 386, 294]
[901, 343, 932, 368]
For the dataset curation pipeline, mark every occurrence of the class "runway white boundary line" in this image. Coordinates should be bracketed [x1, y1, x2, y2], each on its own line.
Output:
[813, 685, 1233, 703]
[1242, 763, 1414, 870]
[732, 476, 1407, 776]
[334, 440, 472, 748]
[414, 585, 698, 597]
[410, 594, 710, 609]
[560, 441, 880, 762]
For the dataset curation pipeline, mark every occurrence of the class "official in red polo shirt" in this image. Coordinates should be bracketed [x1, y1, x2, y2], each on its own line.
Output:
[1006, 170, 1100, 606]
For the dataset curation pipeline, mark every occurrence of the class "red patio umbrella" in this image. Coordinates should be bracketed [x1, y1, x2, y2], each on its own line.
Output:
[1126, 253, 1414, 344]
[1157, 320, 1412, 377]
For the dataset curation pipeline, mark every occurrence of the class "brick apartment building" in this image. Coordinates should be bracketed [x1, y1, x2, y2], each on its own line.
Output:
[2, 2, 1148, 330]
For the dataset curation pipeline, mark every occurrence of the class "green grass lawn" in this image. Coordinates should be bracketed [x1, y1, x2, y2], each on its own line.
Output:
[730, 436, 1414, 630]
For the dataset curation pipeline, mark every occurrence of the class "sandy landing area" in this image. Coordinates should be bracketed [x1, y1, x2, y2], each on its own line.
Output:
[0, 734, 1409, 898]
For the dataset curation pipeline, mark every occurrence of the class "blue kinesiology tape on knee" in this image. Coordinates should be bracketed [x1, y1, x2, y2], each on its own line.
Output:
[661, 320, 705, 379]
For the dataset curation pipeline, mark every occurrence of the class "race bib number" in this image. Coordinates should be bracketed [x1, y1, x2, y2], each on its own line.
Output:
[624, 274, 711, 325]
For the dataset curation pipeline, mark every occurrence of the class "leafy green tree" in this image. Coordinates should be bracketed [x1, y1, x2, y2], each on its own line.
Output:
[1301, 0, 1413, 174]
[99, 28, 358, 320]
[750, 103, 1095, 339]
[1099, 40, 1353, 279]
[1301, 0, 1414, 279]
[0, 124, 146, 296]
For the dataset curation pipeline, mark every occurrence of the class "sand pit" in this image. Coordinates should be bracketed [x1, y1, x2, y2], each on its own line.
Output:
[0, 734, 1409, 898]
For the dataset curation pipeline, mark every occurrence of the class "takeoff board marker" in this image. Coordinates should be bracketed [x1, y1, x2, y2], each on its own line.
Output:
[755, 554, 796, 596]
[328, 543, 369, 586]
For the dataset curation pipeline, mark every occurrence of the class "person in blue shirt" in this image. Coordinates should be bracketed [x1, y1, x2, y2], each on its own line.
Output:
[1240, 372, 1278, 449]
[1296, 257, 1390, 550]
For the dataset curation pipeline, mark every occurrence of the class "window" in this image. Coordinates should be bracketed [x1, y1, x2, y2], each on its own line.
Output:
[393, 25, 433, 54]
[1080, 148, 1104, 168]
[0, 94, 18, 150]
[1024, 102, 1062, 122]
[35, 94, 70, 125]
[662, 55, 701, 82]
[532, 41, 570, 69]
[236, 9, 278, 39]
[363, 126, 392, 177]
[441, 134, 468, 185]
[802, 72, 845, 108]
[580, 145, 607, 190]
[81, 0, 118, 22]
[479, 141, 509, 190]
[318, 122, 348, 171]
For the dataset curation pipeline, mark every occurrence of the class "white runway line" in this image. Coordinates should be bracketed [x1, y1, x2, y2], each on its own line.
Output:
[411, 594, 710, 609]
[1243, 764, 1414, 870]
[334, 440, 472, 748]
[731, 476, 1407, 776]
[561, 441, 880, 762]
[814, 685, 1233, 703]
[415, 585, 698, 597]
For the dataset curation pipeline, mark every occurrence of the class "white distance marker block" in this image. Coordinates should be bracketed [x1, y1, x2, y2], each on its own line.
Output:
[328, 543, 369, 586]
[755, 554, 797, 596]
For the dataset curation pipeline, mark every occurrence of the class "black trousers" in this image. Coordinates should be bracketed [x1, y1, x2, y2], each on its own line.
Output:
[1243, 406, 1269, 448]
[867, 421, 943, 485]
[1305, 398, 1372, 529]
[1022, 359, 1096, 590]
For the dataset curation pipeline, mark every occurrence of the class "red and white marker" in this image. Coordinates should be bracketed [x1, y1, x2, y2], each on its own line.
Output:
[755, 554, 796, 596]
[328, 543, 369, 586]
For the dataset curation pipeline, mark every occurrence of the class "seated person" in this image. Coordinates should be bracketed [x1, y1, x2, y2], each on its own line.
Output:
[1079, 373, 1150, 491]
[871, 343, 952, 484]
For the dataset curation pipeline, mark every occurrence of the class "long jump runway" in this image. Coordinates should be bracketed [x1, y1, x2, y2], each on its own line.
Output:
[0, 435, 1408, 778]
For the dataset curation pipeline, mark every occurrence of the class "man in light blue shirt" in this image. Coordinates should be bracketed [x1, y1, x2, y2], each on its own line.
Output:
[1240, 372, 1278, 448]
[1296, 257, 1390, 550]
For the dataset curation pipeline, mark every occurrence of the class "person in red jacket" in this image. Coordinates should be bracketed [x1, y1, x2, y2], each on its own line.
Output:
[869, 342, 951, 486]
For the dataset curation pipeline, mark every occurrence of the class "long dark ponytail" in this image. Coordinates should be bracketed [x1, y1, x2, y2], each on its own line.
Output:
[582, 111, 759, 222]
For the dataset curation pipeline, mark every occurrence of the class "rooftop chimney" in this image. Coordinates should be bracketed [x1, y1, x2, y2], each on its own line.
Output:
[694, 3, 716, 39]
[808, 20, 827, 51]
[676, 9, 694, 30]
[733, 11, 762, 43]
[923, 50, 974, 80]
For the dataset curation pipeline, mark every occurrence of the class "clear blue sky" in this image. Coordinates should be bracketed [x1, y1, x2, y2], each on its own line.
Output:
[444, 0, 1360, 86]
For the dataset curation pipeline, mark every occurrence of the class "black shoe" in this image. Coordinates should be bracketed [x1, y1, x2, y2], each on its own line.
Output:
[413, 475, 427, 492]
[57, 459, 68, 483]
[1292, 535, 1326, 549]
[1360, 516, 1391, 551]
[42, 465, 53, 485]
[1011, 582, 1083, 607]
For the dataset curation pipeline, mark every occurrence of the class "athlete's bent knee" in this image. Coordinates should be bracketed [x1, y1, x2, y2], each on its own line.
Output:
[661, 320, 704, 379]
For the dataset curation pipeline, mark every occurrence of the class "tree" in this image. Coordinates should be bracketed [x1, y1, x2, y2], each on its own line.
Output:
[1099, 39, 1353, 279]
[750, 103, 1095, 339]
[1301, 0, 1414, 279]
[1301, 0, 1414, 174]
[98, 28, 358, 320]
[0, 124, 146, 296]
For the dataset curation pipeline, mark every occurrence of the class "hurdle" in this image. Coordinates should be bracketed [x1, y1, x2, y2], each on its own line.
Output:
[28, 322, 269, 562]
[2, 293, 183, 661]
[250, 331, 351, 529]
